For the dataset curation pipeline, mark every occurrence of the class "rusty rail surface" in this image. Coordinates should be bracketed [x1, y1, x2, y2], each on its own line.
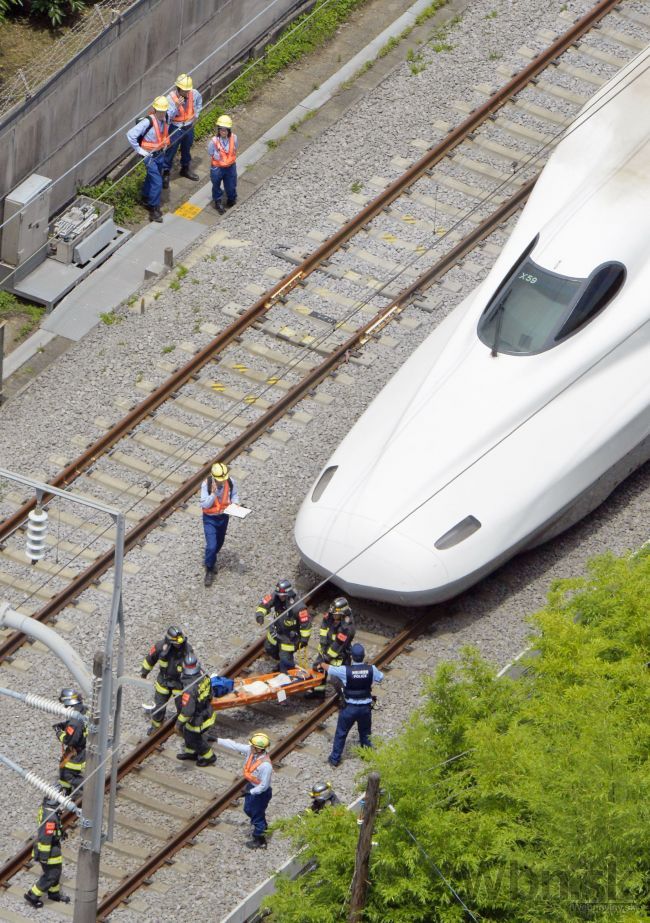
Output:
[0, 0, 617, 545]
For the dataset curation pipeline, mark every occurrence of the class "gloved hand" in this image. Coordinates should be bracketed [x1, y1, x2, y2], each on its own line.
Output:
[140, 669, 149, 679]
[255, 613, 265, 626]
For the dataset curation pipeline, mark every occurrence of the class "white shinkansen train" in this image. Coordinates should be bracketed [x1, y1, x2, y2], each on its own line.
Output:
[294, 47, 650, 606]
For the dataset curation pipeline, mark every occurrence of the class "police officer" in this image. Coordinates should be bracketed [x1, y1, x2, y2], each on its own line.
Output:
[200, 461, 239, 586]
[24, 795, 70, 907]
[316, 597, 356, 667]
[217, 732, 272, 848]
[208, 114, 238, 214]
[141, 625, 191, 733]
[256, 579, 312, 672]
[309, 781, 341, 812]
[176, 653, 217, 766]
[163, 73, 202, 186]
[126, 96, 171, 222]
[323, 643, 383, 768]
[54, 688, 86, 794]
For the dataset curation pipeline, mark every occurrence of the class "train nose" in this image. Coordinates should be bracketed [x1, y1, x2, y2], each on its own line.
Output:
[295, 518, 451, 605]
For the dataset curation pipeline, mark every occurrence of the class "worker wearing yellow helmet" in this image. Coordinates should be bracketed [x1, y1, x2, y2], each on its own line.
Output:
[126, 96, 171, 222]
[216, 731, 273, 848]
[162, 73, 203, 188]
[199, 461, 239, 586]
[207, 113, 238, 214]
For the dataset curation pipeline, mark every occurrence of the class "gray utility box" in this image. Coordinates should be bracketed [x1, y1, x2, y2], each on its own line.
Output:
[49, 196, 115, 266]
[1, 174, 52, 267]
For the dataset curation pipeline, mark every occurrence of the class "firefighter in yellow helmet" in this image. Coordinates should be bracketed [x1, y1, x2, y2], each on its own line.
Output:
[200, 461, 239, 586]
[126, 96, 170, 222]
[162, 73, 203, 187]
[207, 114, 238, 214]
[216, 731, 272, 848]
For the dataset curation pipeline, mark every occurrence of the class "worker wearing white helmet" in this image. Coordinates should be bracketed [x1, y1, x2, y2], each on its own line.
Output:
[162, 73, 203, 188]
[217, 731, 272, 848]
[199, 461, 239, 586]
[126, 96, 171, 222]
[207, 113, 238, 214]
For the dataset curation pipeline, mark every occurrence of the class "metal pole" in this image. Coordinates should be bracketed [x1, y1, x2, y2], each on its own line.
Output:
[0, 322, 5, 404]
[105, 513, 125, 843]
[73, 651, 104, 923]
[348, 772, 381, 923]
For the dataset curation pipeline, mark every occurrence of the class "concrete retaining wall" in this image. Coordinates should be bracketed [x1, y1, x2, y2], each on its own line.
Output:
[0, 0, 309, 216]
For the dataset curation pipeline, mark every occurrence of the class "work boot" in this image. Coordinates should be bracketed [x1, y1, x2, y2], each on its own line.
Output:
[204, 566, 215, 587]
[146, 724, 159, 737]
[24, 891, 43, 908]
[196, 753, 216, 767]
[162, 171, 170, 189]
[149, 207, 163, 223]
[48, 892, 71, 903]
[213, 200, 225, 215]
[180, 166, 200, 181]
[176, 750, 198, 761]
[245, 835, 267, 849]
[225, 199, 237, 209]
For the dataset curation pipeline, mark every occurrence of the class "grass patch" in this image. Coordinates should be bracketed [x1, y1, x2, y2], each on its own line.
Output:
[176, 265, 188, 280]
[79, 167, 146, 225]
[290, 109, 316, 131]
[266, 138, 280, 149]
[161, 344, 176, 354]
[406, 47, 426, 75]
[350, 180, 363, 194]
[488, 50, 502, 60]
[100, 311, 122, 325]
[0, 291, 45, 341]
[169, 279, 181, 291]
[485, 9, 498, 18]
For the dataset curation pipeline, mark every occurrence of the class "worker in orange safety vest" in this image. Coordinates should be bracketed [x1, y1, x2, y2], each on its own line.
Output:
[200, 461, 239, 586]
[126, 96, 171, 222]
[163, 73, 203, 186]
[216, 732, 272, 848]
[207, 114, 238, 214]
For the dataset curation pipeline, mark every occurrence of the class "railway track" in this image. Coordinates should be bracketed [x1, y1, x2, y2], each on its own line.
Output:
[1, 0, 649, 915]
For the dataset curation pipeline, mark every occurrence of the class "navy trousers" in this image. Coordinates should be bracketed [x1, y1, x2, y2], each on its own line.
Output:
[203, 513, 229, 569]
[210, 164, 237, 205]
[164, 124, 194, 171]
[244, 786, 272, 837]
[141, 154, 165, 208]
[329, 702, 372, 763]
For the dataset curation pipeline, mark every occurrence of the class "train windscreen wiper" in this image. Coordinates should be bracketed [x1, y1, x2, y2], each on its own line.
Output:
[490, 290, 512, 357]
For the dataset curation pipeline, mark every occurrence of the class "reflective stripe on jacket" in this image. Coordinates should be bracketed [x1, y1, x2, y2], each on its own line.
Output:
[170, 90, 195, 125]
[141, 116, 170, 152]
[202, 477, 231, 515]
[210, 135, 237, 167]
[244, 751, 270, 785]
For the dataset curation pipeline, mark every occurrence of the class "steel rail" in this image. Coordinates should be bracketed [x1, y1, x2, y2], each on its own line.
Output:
[96, 608, 434, 918]
[0, 173, 537, 667]
[0, 0, 618, 545]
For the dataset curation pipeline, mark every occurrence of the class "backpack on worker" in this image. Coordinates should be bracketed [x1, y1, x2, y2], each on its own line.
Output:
[210, 675, 235, 697]
[134, 115, 153, 146]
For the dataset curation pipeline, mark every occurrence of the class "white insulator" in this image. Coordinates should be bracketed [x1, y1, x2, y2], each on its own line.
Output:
[23, 692, 85, 722]
[26, 507, 48, 562]
[23, 771, 80, 815]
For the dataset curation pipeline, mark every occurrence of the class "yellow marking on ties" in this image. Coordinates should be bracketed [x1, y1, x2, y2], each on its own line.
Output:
[279, 326, 296, 337]
[382, 232, 397, 243]
[416, 245, 427, 254]
[233, 364, 248, 372]
[211, 382, 226, 392]
[244, 395, 258, 405]
[401, 215, 417, 224]
[267, 377, 280, 385]
[175, 202, 202, 219]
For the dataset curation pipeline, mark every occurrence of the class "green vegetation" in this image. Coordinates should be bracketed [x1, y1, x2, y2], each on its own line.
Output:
[0, 290, 45, 340]
[406, 47, 426, 75]
[350, 180, 363, 194]
[485, 9, 499, 18]
[79, 168, 146, 226]
[176, 264, 188, 280]
[488, 51, 502, 61]
[290, 110, 316, 132]
[169, 279, 181, 291]
[99, 310, 122, 325]
[161, 344, 175, 354]
[0, 0, 86, 27]
[266, 138, 280, 150]
[265, 549, 650, 922]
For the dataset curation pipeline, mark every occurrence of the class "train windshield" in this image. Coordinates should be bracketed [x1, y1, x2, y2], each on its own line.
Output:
[478, 258, 582, 355]
[478, 253, 626, 355]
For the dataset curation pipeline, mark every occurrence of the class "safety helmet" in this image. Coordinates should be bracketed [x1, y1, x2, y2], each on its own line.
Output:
[175, 73, 193, 91]
[350, 643, 365, 662]
[152, 96, 169, 112]
[165, 625, 186, 647]
[211, 461, 229, 481]
[276, 579, 294, 600]
[329, 597, 350, 618]
[309, 781, 333, 801]
[59, 688, 83, 709]
[182, 653, 201, 677]
[216, 114, 233, 129]
[249, 731, 270, 750]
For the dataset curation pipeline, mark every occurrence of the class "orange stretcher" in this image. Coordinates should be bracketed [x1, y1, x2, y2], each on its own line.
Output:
[211, 666, 326, 710]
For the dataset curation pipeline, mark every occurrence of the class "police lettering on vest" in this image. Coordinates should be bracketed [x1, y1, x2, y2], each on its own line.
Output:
[344, 664, 374, 701]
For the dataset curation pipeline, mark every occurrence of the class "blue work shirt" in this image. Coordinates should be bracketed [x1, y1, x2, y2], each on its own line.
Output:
[126, 115, 168, 157]
[200, 477, 239, 510]
[167, 88, 203, 126]
[217, 739, 272, 794]
[327, 663, 383, 705]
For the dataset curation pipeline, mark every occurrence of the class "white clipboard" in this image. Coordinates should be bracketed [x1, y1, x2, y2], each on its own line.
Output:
[224, 504, 252, 519]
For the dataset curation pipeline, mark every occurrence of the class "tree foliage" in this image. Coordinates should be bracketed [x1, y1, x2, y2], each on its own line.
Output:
[0, 0, 86, 28]
[266, 549, 650, 921]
